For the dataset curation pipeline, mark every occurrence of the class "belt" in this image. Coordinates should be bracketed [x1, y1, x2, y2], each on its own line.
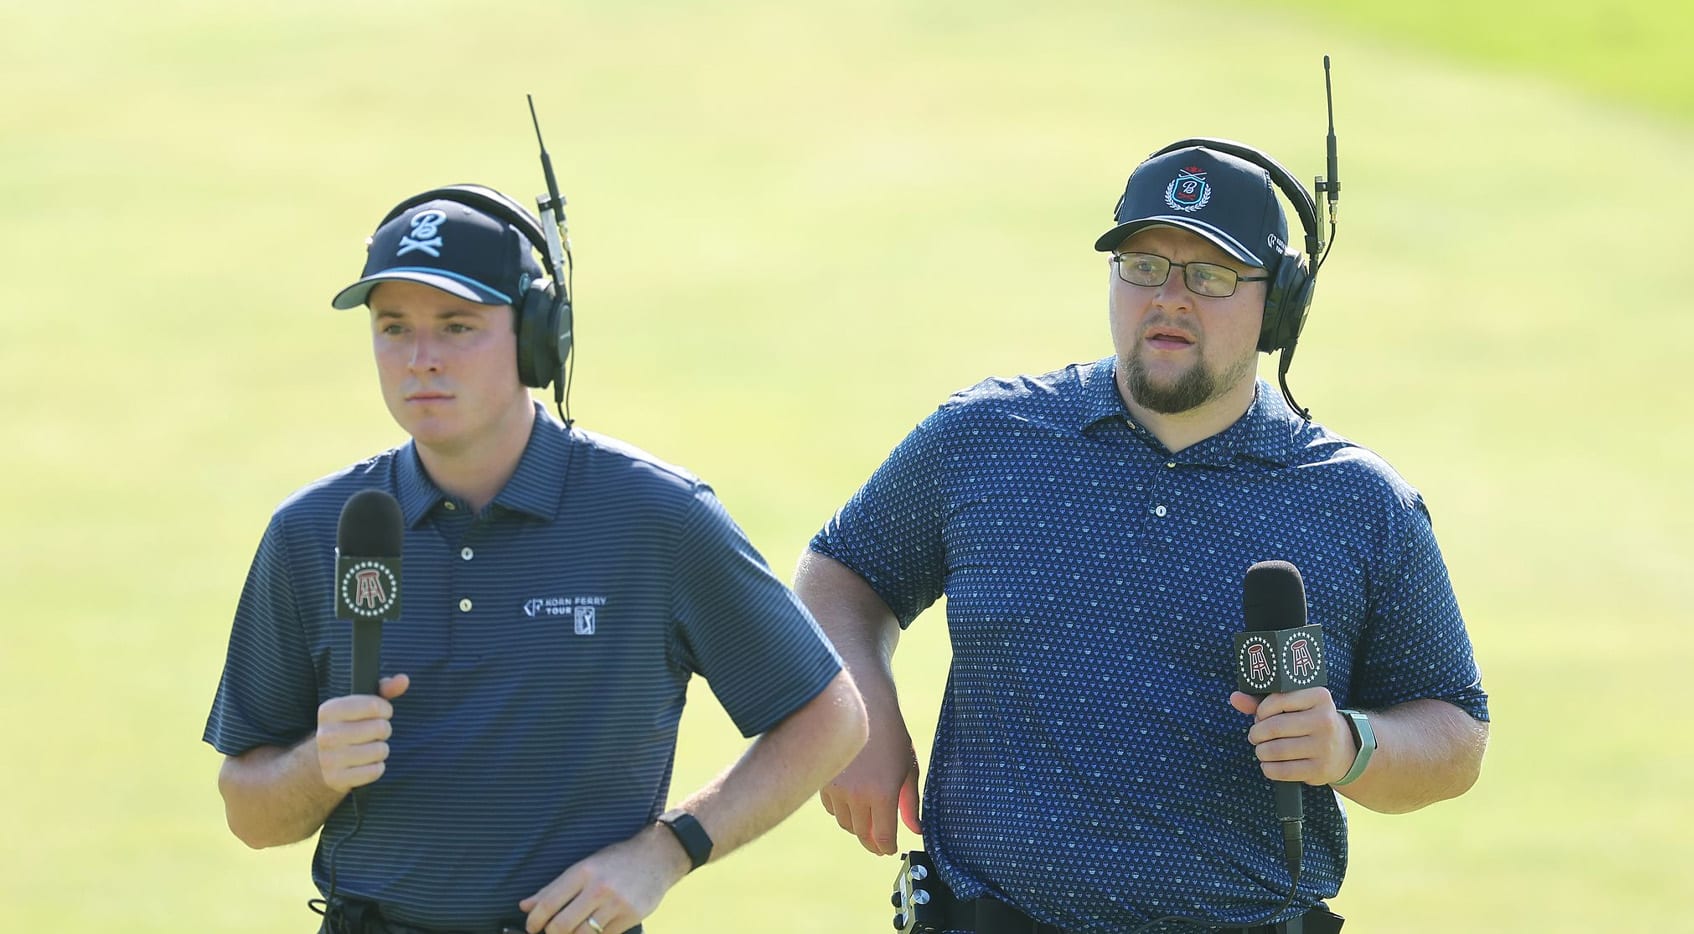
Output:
[962, 895, 1344, 934]
[317, 899, 538, 934]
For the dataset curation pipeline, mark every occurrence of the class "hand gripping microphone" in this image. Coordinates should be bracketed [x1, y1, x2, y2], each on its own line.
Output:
[1238, 560, 1328, 885]
[334, 490, 404, 695]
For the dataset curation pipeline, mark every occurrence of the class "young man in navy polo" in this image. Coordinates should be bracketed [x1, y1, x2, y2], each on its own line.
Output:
[799, 144, 1489, 932]
[205, 190, 867, 934]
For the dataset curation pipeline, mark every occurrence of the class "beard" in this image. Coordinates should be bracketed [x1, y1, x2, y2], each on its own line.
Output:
[1123, 342, 1257, 415]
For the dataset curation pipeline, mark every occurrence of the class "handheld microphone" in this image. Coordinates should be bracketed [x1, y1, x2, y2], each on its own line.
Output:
[1239, 559, 1326, 883]
[335, 489, 404, 696]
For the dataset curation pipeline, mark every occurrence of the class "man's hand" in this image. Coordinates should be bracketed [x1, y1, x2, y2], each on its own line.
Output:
[818, 718, 922, 856]
[519, 823, 690, 934]
[315, 674, 409, 793]
[1230, 687, 1354, 786]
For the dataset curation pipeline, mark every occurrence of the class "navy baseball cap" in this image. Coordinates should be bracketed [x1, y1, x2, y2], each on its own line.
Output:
[1094, 145, 1289, 269]
[331, 198, 544, 309]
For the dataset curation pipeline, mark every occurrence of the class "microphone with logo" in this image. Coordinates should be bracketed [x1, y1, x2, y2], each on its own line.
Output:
[335, 490, 404, 696]
[1235, 560, 1328, 886]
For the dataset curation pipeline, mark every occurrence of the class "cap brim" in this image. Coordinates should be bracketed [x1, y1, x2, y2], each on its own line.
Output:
[1094, 218, 1267, 268]
[330, 268, 514, 310]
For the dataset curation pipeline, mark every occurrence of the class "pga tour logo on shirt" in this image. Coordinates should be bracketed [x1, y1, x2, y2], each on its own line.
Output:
[522, 594, 608, 635]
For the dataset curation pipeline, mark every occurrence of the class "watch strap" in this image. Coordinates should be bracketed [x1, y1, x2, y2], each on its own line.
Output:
[658, 808, 713, 871]
[1334, 708, 1376, 787]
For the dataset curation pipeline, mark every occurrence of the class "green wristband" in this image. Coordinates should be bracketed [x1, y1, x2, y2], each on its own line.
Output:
[1335, 708, 1376, 786]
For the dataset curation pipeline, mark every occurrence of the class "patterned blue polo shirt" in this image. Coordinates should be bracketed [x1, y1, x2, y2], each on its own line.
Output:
[205, 403, 843, 929]
[811, 357, 1487, 932]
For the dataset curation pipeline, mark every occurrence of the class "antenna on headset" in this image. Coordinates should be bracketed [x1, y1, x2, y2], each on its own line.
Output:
[1278, 56, 1341, 423]
[1312, 55, 1340, 265]
[527, 94, 575, 424]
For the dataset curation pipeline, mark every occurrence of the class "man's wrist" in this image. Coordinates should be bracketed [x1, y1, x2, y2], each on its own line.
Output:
[656, 808, 713, 873]
[1334, 708, 1377, 786]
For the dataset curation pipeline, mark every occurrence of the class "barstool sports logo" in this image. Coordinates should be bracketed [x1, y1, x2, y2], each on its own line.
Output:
[1237, 633, 1280, 694]
[524, 594, 608, 635]
[1235, 624, 1327, 694]
[339, 560, 400, 619]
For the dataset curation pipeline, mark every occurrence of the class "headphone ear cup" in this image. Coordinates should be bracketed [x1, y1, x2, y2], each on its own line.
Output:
[554, 294, 573, 378]
[1258, 254, 1314, 354]
[515, 279, 560, 389]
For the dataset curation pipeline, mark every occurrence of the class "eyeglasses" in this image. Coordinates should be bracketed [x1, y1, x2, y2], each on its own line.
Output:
[1111, 252, 1268, 298]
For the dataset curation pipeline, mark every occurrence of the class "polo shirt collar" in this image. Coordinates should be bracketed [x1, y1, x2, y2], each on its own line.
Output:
[1078, 356, 1132, 428]
[395, 402, 571, 527]
[1076, 355, 1303, 467]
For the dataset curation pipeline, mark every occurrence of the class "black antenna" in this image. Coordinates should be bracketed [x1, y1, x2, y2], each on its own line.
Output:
[528, 95, 566, 227]
[1313, 55, 1340, 259]
[526, 94, 574, 424]
[1277, 56, 1337, 424]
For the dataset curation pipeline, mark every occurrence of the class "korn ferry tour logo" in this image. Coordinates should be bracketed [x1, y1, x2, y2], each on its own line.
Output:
[523, 594, 608, 635]
[1165, 165, 1212, 213]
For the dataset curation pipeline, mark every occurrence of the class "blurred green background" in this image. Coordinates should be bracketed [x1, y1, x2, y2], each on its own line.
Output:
[4, 1, 1690, 930]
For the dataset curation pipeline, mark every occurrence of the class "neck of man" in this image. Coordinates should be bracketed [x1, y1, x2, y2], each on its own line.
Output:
[414, 395, 538, 514]
[1116, 366, 1258, 455]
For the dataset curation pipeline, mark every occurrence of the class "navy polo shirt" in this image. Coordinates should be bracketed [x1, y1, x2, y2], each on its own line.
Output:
[205, 404, 843, 928]
[811, 357, 1487, 932]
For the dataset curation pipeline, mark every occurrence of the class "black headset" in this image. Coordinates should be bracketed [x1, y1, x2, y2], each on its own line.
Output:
[377, 184, 573, 392]
[1146, 137, 1321, 356]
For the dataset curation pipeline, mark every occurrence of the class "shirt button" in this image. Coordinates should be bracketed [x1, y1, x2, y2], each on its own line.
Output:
[460, 547, 474, 561]
[1154, 505, 1168, 517]
[443, 501, 458, 511]
[1165, 462, 1177, 469]
[458, 598, 473, 612]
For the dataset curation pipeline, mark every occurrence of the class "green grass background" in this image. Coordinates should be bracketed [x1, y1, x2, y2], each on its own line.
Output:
[3, 1, 1690, 930]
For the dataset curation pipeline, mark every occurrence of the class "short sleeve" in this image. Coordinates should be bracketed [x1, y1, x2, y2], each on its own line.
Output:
[1352, 497, 1489, 721]
[809, 407, 952, 627]
[203, 513, 322, 755]
[670, 484, 843, 738]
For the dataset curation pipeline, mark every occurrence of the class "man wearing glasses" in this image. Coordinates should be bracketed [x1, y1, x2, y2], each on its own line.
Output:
[796, 144, 1489, 932]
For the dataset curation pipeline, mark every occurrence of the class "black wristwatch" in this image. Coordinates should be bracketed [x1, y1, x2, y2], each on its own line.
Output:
[657, 808, 713, 871]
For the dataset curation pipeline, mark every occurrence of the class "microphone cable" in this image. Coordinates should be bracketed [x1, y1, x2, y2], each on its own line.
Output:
[307, 789, 369, 933]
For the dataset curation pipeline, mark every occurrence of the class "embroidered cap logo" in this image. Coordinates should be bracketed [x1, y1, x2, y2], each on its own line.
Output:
[1164, 166, 1212, 213]
[397, 209, 447, 258]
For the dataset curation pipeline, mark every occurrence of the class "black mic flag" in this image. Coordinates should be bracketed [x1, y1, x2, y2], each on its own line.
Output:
[336, 489, 404, 696]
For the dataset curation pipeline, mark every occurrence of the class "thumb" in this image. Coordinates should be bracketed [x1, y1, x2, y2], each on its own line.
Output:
[1229, 691, 1259, 717]
[898, 761, 922, 836]
[379, 673, 411, 700]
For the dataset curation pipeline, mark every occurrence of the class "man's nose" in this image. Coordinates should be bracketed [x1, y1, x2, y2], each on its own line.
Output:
[1154, 266, 1195, 309]
[408, 331, 441, 371]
